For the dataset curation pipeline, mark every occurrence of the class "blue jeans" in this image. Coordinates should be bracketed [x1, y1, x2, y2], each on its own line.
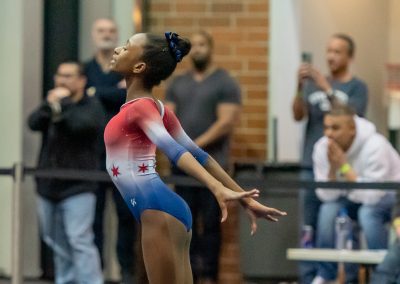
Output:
[37, 193, 103, 284]
[316, 197, 393, 282]
[298, 168, 321, 284]
[371, 239, 400, 284]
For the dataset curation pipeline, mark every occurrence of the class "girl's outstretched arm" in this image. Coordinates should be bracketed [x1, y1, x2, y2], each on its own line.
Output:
[203, 156, 287, 235]
[163, 104, 287, 233]
[175, 152, 259, 223]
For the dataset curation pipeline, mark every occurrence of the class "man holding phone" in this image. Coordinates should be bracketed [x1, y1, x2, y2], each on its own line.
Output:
[292, 34, 368, 284]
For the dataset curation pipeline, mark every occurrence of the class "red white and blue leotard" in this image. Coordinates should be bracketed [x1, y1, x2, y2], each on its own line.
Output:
[104, 97, 208, 231]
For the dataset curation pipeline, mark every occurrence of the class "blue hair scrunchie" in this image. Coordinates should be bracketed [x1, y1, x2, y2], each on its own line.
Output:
[165, 32, 182, 62]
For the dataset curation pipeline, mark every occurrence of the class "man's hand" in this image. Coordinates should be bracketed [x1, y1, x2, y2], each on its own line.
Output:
[297, 63, 331, 92]
[47, 87, 71, 104]
[310, 68, 331, 92]
[297, 63, 311, 89]
[327, 138, 347, 170]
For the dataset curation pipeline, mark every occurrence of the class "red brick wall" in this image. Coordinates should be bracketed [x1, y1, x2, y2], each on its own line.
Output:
[147, 1, 269, 283]
[149, 0, 269, 162]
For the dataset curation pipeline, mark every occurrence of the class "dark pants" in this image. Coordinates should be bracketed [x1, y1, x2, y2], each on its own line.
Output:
[93, 182, 136, 278]
[174, 173, 221, 281]
[298, 168, 321, 284]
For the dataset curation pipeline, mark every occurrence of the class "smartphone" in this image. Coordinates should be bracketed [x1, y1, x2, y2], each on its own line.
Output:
[301, 52, 312, 64]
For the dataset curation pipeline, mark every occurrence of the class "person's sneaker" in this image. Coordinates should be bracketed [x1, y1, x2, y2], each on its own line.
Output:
[311, 275, 336, 284]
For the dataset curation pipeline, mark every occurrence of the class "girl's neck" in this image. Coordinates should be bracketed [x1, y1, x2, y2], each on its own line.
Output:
[125, 76, 154, 103]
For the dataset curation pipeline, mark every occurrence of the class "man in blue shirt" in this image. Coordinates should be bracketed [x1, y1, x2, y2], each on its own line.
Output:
[85, 18, 135, 284]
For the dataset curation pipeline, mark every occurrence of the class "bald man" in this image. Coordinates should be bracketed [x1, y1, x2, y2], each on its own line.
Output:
[84, 18, 136, 284]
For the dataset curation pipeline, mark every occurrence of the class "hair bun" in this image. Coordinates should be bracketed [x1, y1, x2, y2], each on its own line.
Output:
[165, 32, 191, 62]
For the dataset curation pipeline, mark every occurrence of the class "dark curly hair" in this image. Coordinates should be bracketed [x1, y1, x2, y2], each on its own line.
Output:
[141, 33, 191, 90]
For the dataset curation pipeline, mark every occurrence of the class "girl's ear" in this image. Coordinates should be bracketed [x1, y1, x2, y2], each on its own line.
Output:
[133, 62, 146, 74]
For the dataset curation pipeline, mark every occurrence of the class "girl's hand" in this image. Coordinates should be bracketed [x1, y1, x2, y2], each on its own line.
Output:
[212, 184, 259, 223]
[241, 198, 287, 235]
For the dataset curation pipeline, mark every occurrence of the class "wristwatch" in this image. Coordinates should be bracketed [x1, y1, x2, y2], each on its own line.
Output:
[393, 217, 400, 228]
[339, 163, 351, 176]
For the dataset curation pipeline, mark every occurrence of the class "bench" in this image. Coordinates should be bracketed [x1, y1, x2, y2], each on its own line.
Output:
[286, 248, 387, 283]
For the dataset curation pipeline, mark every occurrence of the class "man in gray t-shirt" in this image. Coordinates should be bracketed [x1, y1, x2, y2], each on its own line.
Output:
[166, 69, 241, 167]
[292, 34, 368, 284]
[165, 31, 241, 284]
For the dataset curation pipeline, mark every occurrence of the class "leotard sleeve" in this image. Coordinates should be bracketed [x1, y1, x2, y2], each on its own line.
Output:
[164, 107, 209, 166]
[126, 99, 188, 165]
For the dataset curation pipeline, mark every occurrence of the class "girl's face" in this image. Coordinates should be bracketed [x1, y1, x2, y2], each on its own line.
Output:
[110, 33, 147, 75]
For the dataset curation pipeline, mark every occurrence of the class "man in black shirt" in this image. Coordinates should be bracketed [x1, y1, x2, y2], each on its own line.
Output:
[28, 61, 104, 284]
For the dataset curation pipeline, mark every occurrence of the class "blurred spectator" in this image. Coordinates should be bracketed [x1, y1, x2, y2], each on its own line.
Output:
[165, 30, 241, 284]
[311, 105, 399, 284]
[28, 61, 105, 284]
[292, 34, 368, 283]
[84, 18, 136, 283]
[370, 195, 400, 284]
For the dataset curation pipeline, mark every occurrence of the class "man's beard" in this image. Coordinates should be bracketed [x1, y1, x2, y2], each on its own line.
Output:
[191, 57, 210, 72]
[98, 39, 116, 51]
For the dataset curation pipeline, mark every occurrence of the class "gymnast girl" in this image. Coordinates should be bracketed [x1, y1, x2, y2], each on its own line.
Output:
[104, 31, 287, 284]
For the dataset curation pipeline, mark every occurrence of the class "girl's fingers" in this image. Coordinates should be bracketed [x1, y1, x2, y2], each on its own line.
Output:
[231, 189, 259, 200]
[220, 202, 228, 223]
[265, 215, 278, 222]
[270, 209, 287, 216]
[250, 219, 257, 236]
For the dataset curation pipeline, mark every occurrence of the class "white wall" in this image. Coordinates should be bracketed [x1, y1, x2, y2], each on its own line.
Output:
[388, 0, 400, 62]
[0, 0, 23, 275]
[0, 0, 42, 276]
[268, 0, 303, 162]
[21, 0, 43, 277]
